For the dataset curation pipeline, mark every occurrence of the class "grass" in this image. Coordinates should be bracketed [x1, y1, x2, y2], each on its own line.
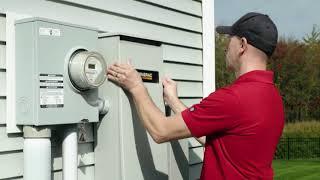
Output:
[283, 121, 320, 138]
[272, 121, 320, 179]
[273, 160, 320, 180]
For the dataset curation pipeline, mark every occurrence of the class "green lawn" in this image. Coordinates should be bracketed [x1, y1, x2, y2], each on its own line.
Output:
[273, 160, 320, 180]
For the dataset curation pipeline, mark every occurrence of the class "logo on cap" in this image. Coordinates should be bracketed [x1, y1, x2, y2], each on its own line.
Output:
[190, 106, 195, 112]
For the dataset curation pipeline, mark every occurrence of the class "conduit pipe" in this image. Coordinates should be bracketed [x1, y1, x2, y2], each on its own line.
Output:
[23, 126, 51, 180]
[62, 125, 78, 180]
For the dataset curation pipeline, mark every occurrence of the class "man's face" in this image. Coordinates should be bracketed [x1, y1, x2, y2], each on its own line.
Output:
[225, 36, 241, 71]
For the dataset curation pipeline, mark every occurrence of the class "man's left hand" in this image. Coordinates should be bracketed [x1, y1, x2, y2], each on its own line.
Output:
[106, 62, 144, 93]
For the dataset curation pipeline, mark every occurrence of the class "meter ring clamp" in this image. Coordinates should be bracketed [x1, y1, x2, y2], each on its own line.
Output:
[68, 50, 107, 92]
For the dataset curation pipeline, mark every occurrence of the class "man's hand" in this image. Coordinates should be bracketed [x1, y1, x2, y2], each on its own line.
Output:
[106, 62, 144, 94]
[162, 77, 187, 114]
[162, 77, 179, 106]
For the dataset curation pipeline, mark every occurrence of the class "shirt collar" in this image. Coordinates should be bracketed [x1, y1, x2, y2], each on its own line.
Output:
[234, 70, 274, 84]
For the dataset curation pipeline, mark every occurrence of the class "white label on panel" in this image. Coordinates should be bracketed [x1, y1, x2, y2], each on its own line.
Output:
[39, 74, 64, 108]
[39, 27, 61, 37]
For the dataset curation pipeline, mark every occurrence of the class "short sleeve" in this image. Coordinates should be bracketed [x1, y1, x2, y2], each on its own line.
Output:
[181, 88, 240, 138]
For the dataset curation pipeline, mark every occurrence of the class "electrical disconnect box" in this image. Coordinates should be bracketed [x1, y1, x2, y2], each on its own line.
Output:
[95, 34, 170, 180]
[15, 18, 107, 125]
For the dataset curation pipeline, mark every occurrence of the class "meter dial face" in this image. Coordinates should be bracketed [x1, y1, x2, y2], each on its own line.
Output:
[84, 55, 105, 86]
[68, 50, 106, 91]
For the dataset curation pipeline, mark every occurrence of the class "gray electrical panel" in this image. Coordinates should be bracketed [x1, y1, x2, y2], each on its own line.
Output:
[95, 34, 169, 180]
[15, 18, 103, 125]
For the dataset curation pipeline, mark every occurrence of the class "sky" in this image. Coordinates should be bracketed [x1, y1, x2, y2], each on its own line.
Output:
[214, 0, 320, 40]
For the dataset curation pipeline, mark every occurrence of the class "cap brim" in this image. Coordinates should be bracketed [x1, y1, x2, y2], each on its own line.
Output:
[216, 26, 233, 35]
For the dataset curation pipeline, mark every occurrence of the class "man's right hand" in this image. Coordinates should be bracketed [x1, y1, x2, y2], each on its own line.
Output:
[162, 77, 179, 107]
[162, 77, 187, 114]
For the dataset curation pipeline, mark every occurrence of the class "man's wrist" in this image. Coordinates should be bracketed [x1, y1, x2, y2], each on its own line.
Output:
[167, 97, 187, 113]
[129, 83, 146, 95]
[167, 96, 180, 107]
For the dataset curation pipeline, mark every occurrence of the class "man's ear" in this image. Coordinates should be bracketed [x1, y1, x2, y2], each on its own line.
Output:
[239, 37, 248, 55]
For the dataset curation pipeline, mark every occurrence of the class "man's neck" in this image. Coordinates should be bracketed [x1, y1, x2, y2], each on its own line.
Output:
[235, 63, 267, 78]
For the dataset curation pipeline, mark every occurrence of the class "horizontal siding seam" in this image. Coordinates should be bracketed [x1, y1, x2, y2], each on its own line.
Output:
[163, 60, 203, 67]
[178, 96, 203, 99]
[189, 145, 203, 149]
[0, 176, 23, 180]
[51, 164, 94, 173]
[48, 0, 202, 34]
[173, 79, 203, 83]
[189, 162, 203, 166]
[134, 0, 202, 18]
[162, 42, 202, 50]
[0, 149, 23, 155]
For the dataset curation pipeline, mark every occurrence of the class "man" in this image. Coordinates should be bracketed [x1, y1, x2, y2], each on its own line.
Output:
[107, 12, 284, 180]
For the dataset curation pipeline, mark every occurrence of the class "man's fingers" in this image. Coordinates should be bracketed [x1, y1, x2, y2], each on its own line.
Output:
[106, 69, 118, 77]
[162, 79, 168, 86]
[167, 78, 177, 86]
[162, 76, 176, 86]
[166, 77, 175, 83]
[109, 65, 127, 74]
[161, 77, 167, 85]
[111, 59, 135, 72]
[107, 74, 118, 82]
[114, 62, 132, 70]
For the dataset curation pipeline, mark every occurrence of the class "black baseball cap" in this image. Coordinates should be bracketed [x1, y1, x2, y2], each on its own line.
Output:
[216, 12, 278, 57]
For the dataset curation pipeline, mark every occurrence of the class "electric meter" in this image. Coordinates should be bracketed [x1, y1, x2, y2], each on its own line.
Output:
[15, 17, 109, 125]
[69, 50, 106, 91]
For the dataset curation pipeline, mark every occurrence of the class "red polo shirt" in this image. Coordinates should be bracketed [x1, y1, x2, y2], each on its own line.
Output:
[182, 70, 284, 180]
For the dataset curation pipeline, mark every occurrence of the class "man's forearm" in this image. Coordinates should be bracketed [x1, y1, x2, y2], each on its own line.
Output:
[167, 97, 206, 146]
[168, 98, 187, 114]
[130, 85, 167, 143]
[129, 84, 205, 145]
